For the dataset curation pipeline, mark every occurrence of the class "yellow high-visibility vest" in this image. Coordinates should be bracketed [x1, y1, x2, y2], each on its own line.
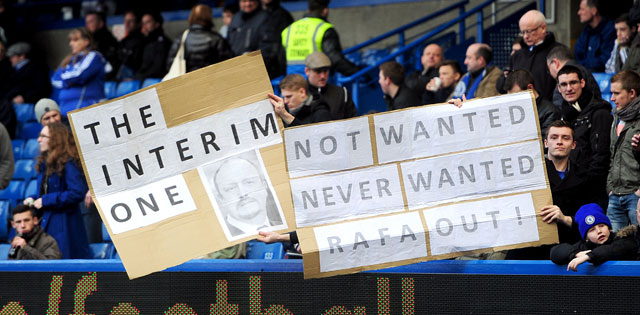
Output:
[282, 17, 334, 64]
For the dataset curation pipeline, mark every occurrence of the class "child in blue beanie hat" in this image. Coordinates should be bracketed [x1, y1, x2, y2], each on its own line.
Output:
[550, 203, 638, 271]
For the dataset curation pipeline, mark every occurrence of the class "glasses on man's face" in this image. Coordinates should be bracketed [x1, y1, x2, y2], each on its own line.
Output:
[518, 25, 541, 37]
[558, 80, 581, 90]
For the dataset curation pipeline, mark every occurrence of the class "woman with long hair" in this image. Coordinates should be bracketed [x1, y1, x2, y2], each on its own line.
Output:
[24, 122, 90, 259]
[51, 27, 107, 117]
[167, 4, 234, 73]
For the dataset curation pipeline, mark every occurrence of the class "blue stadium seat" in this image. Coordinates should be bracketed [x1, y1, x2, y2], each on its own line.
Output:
[0, 244, 10, 260]
[592, 72, 614, 94]
[24, 179, 37, 200]
[115, 80, 141, 98]
[602, 93, 615, 108]
[102, 223, 111, 242]
[0, 200, 10, 241]
[11, 139, 24, 160]
[16, 122, 42, 140]
[22, 139, 39, 159]
[142, 78, 162, 88]
[246, 240, 284, 259]
[89, 243, 115, 259]
[13, 104, 35, 123]
[0, 181, 26, 204]
[13, 160, 36, 181]
[104, 81, 117, 99]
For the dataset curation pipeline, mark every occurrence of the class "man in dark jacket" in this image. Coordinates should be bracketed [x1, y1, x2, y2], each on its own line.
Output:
[546, 45, 602, 110]
[305, 52, 358, 120]
[574, 0, 615, 72]
[498, 10, 562, 101]
[135, 12, 171, 80]
[405, 44, 443, 100]
[85, 11, 119, 78]
[8, 205, 61, 260]
[606, 71, 640, 231]
[557, 65, 612, 209]
[228, 0, 285, 79]
[117, 11, 145, 80]
[282, 0, 360, 77]
[379, 61, 421, 110]
[261, 0, 293, 34]
[1, 42, 51, 105]
[270, 73, 331, 127]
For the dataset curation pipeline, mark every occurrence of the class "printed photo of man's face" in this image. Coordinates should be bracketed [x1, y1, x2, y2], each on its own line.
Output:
[214, 158, 269, 223]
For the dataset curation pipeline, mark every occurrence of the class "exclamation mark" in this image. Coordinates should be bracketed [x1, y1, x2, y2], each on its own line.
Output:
[515, 206, 522, 225]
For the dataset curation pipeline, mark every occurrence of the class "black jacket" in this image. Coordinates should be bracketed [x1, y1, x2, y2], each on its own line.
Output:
[118, 29, 145, 74]
[227, 8, 285, 79]
[8, 225, 62, 260]
[92, 27, 119, 79]
[287, 97, 332, 127]
[308, 82, 358, 120]
[499, 32, 563, 101]
[561, 89, 613, 199]
[536, 96, 559, 139]
[405, 67, 438, 100]
[1, 60, 51, 104]
[136, 28, 172, 80]
[264, 0, 293, 34]
[422, 85, 455, 105]
[303, 12, 360, 77]
[550, 229, 637, 266]
[168, 24, 234, 73]
[385, 85, 422, 111]
[552, 60, 602, 110]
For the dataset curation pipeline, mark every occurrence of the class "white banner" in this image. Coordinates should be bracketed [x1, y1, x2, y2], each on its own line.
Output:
[291, 164, 404, 227]
[285, 117, 373, 178]
[423, 193, 539, 256]
[373, 93, 539, 164]
[401, 140, 546, 209]
[314, 212, 427, 272]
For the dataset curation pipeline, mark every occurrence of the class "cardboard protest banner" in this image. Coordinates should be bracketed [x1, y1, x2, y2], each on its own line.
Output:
[68, 52, 296, 279]
[291, 92, 557, 279]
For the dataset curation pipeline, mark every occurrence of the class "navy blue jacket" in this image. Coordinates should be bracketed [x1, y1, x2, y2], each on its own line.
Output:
[51, 51, 107, 116]
[574, 18, 616, 72]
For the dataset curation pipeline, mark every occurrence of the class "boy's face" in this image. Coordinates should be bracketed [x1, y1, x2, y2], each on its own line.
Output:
[586, 223, 610, 244]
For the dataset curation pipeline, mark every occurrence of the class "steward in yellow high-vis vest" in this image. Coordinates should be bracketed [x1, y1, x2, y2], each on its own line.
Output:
[282, 17, 333, 64]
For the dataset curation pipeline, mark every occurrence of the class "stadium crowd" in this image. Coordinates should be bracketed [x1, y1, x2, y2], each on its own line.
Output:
[2, 0, 640, 270]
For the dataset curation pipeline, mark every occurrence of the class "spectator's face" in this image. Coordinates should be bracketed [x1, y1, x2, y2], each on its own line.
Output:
[545, 126, 575, 160]
[281, 87, 307, 110]
[305, 67, 330, 88]
[41, 110, 62, 126]
[11, 211, 38, 236]
[464, 45, 484, 72]
[610, 82, 637, 110]
[215, 159, 268, 222]
[519, 17, 545, 46]
[578, 0, 595, 24]
[124, 13, 138, 34]
[85, 14, 102, 33]
[615, 22, 634, 46]
[585, 223, 610, 244]
[0, 42, 5, 60]
[37, 126, 50, 153]
[223, 11, 234, 26]
[69, 32, 90, 54]
[261, 0, 273, 5]
[378, 70, 391, 94]
[439, 65, 460, 88]
[141, 15, 159, 36]
[557, 72, 585, 103]
[421, 44, 443, 70]
[547, 58, 561, 79]
[9, 55, 23, 67]
[240, 0, 259, 13]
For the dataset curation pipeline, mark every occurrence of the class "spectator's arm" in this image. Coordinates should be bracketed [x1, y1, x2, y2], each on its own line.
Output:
[342, 87, 358, 118]
[587, 237, 637, 265]
[0, 124, 14, 190]
[588, 109, 613, 178]
[593, 24, 616, 72]
[18, 240, 62, 260]
[166, 37, 180, 72]
[59, 51, 104, 87]
[550, 242, 581, 265]
[321, 28, 360, 77]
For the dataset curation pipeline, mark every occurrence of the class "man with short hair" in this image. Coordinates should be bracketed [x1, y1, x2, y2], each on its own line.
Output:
[135, 12, 171, 80]
[423, 60, 462, 105]
[455, 43, 501, 99]
[499, 10, 562, 101]
[605, 13, 636, 73]
[504, 69, 558, 139]
[8, 205, 61, 260]
[304, 52, 357, 120]
[34, 98, 64, 127]
[85, 11, 119, 78]
[606, 70, 640, 231]
[546, 45, 602, 109]
[269, 74, 331, 126]
[557, 65, 612, 208]
[379, 61, 421, 110]
[116, 10, 144, 80]
[574, 0, 615, 72]
[282, 0, 360, 76]
[405, 43, 443, 99]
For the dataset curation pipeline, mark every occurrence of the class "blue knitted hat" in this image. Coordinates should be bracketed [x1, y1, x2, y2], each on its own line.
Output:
[575, 203, 611, 240]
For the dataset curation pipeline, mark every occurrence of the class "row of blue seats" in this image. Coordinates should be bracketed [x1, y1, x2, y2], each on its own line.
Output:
[104, 78, 162, 100]
[12, 139, 38, 160]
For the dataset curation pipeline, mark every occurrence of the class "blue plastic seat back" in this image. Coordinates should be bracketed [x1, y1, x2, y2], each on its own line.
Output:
[24, 179, 38, 200]
[0, 244, 10, 260]
[22, 139, 40, 159]
[16, 122, 42, 140]
[0, 200, 10, 241]
[13, 104, 35, 123]
[592, 72, 614, 94]
[102, 223, 111, 242]
[13, 160, 37, 181]
[115, 80, 141, 98]
[89, 243, 115, 259]
[246, 240, 285, 259]
[104, 81, 117, 99]
[11, 139, 24, 160]
[142, 78, 162, 88]
[0, 181, 26, 204]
